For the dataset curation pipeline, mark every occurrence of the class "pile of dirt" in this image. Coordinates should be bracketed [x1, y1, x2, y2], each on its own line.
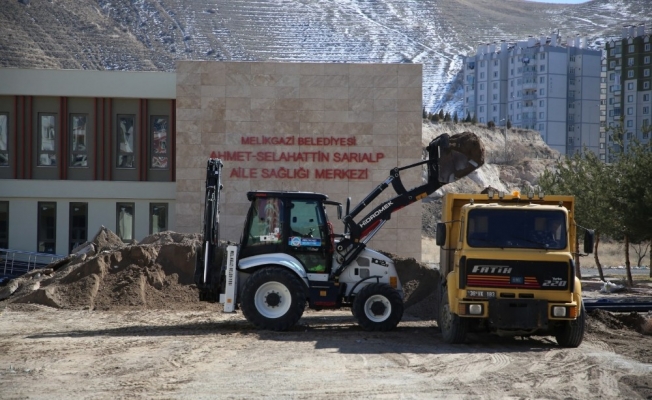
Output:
[380, 251, 440, 310]
[0, 227, 213, 311]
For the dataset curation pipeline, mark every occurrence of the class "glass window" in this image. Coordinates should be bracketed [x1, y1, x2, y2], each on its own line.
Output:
[628, 57, 634, 66]
[69, 203, 87, 253]
[645, 56, 651, 64]
[539, 88, 545, 95]
[646, 44, 651, 52]
[645, 69, 650, 77]
[150, 203, 168, 234]
[0, 201, 8, 249]
[628, 82, 634, 90]
[244, 197, 284, 246]
[609, 61, 615, 68]
[38, 202, 56, 253]
[117, 115, 135, 168]
[627, 107, 633, 115]
[539, 100, 544, 107]
[644, 106, 650, 115]
[644, 94, 650, 101]
[38, 114, 57, 167]
[628, 95, 634, 102]
[150, 116, 169, 169]
[627, 120, 633, 128]
[628, 70, 634, 78]
[0, 113, 7, 167]
[645, 81, 650, 89]
[116, 203, 135, 242]
[70, 114, 88, 167]
[540, 65, 545, 72]
[540, 53, 545, 60]
[629, 45, 635, 53]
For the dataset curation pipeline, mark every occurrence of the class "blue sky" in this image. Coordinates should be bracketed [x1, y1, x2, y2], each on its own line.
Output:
[525, 0, 590, 3]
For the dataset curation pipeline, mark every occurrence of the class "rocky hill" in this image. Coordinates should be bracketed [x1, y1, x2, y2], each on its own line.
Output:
[1, 0, 649, 112]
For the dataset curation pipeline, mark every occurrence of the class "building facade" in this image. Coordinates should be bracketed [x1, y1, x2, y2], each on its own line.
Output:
[603, 24, 652, 162]
[463, 34, 602, 156]
[0, 62, 425, 261]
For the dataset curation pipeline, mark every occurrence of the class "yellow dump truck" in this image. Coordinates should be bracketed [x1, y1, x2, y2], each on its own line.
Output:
[435, 190, 594, 347]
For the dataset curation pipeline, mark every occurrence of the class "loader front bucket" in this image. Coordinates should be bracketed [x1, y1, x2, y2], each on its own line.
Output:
[437, 131, 485, 183]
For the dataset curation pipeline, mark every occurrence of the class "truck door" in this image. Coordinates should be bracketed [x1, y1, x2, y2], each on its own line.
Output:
[239, 197, 285, 259]
[287, 199, 331, 273]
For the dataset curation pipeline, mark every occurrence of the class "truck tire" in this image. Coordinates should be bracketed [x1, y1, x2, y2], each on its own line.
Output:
[439, 292, 468, 344]
[241, 267, 306, 331]
[353, 283, 404, 331]
[555, 303, 585, 348]
[432, 272, 443, 329]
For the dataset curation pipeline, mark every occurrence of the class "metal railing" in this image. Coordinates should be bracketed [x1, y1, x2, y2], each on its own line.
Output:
[0, 248, 66, 278]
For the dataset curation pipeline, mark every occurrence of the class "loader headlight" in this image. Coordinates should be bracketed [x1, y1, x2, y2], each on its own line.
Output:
[552, 306, 567, 317]
[468, 304, 483, 315]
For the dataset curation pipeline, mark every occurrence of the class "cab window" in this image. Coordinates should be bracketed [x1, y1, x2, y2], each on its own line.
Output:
[244, 197, 283, 246]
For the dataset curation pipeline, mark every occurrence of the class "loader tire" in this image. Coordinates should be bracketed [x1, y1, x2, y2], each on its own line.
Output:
[555, 302, 585, 348]
[241, 267, 306, 331]
[353, 283, 403, 331]
[439, 292, 468, 344]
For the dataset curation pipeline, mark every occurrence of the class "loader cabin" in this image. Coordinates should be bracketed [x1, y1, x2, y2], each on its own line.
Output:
[239, 191, 341, 273]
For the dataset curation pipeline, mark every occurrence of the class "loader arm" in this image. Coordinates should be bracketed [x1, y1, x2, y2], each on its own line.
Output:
[334, 132, 483, 277]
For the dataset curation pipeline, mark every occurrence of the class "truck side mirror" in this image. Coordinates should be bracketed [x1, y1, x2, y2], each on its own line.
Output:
[583, 229, 595, 254]
[436, 223, 446, 246]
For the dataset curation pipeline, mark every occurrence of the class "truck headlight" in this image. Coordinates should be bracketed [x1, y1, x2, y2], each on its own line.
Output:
[552, 306, 567, 317]
[468, 304, 483, 315]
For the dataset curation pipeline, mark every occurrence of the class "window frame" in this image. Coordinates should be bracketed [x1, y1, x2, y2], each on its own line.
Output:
[69, 114, 89, 168]
[38, 113, 57, 167]
[149, 203, 169, 234]
[0, 113, 8, 167]
[37, 201, 57, 254]
[150, 116, 169, 170]
[69, 202, 88, 253]
[0, 201, 8, 249]
[117, 114, 136, 169]
[116, 202, 135, 242]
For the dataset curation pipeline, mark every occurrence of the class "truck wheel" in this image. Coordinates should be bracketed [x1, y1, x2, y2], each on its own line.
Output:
[432, 272, 443, 329]
[555, 303, 585, 348]
[241, 267, 306, 331]
[439, 292, 468, 344]
[353, 283, 404, 331]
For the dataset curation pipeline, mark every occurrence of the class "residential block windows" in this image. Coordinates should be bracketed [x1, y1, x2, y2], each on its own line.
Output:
[628, 70, 634, 78]
[37, 202, 56, 253]
[629, 45, 635, 53]
[117, 115, 135, 169]
[70, 114, 88, 167]
[646, 44, 651, 52]
[628, 82, 634, 90]
[645, 81, 650, 90]
[116, 203, 135, 242]
[69, 203, 88, 253]
[0, 202, 7, 249]
[0, 113, 7, 167]
[38, 114, 57, 167]
[150, 203, 168, 234]
[628, 57, 634, 66]
[645, 69, 650, 77]
[645, 56, 651, 64]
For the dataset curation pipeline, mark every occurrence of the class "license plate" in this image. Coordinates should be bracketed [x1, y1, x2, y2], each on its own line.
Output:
[466, 290, 496, 298]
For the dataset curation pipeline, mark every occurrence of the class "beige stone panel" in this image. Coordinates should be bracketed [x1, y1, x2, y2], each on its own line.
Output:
[176, 178, 202, 193]
[372, 64, 398, 76]
[323, 64, 349, 76]
[225, 108, 251, 122]
[349, 64, 373, 76]
[177, 119, 200, 133]
[323, 99, 348, 111]
[275, 75, 300, 87]
[200, 85, 226, 98]
[398, 216, 423, 229]
[177, 84, 201, 98]
[373, 99, 397, 112]
[323, 110, 349, 123]
[226, 73, 252, 87]
[250, 62, 274, 75]
[321, 87, 349, 100]
[176, 167, 205, 180]
[224, 132, 242, 146]
[322, 75, 349, 87]
[372, 122, 397, 136]
[251, 98, 277, 110]
[222, 201, 250, 216]
[299, 122, 324, 136]
[369, 239, 398, 254]
[201, 73, 226, 86]
[200, 108, 226, 123]
[299, 110, 324, 123]
[398, 87, 422, 100]
[176, 191, 202, 205]
[347, 123, 373, 136]
[275, 110, 301, 122]
[299, 86, 324, 99]
[251, 74, 279, 87]
[224, 190, 248, 204]
[374, 87, 398, 100]
[184, 155, 214, 170]
[177, 72, 201, 86]
[275, 63, 301, 75]
[349, 74, 374, 88]
[355, 134, 373, 146]
[225, 179, 252, 193]
[347, 179, 374, 195]
[300, 75, 323, 87]
[374, 146, 398, 160]
[177, 61, 202, 74]
[321, 180, 349, 195]
[225, 97, 250, 110]
[372, 168, 394, 181]
[177, 108, 201, 121]
[300, 98, 324, 111]
[373, 111, 398, 123]
[251, 86, 276, 99]
[201, 97, 226, 111]
[397, 228, 422, 243]
[397, 98, 422, 112]
[250, 110, 276, 123]
[398, 146, 421, 159]
[274, 121, 300, 135]
[176, 144, 205, 159]
[348, 87, 374, 100]
[373, 75, 398, 88]
[275, 86, 300, 99]
[177, 96, 201, 109]
[177, 130, 202, 145]
[299, 63, 324, 75]
[276, 99, 302, 111]
[394, 240, 421, 259]
[398, 112, 422, 125]
[321, 122, 348, 137]
[200, 62, 225, 75]
[349, 99, 374, 112]
[347, 110, 373, 123]
[226, 85, 251, 97]
[176, 214, 201, 230]
[200, 119, 226, 135]
[250, 120, 276, 134]
[226, 62, 251, 74]
[398, 63, 422, 76]
[398, 74, 421, 88]
[225, 121, 251, 134]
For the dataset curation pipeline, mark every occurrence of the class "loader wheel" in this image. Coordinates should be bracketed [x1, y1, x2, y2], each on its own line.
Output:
[241, 267, 306, 331]
[353, 283, 403, 331]
[555, 302, 585, 348]
[439, 292, 468, 344]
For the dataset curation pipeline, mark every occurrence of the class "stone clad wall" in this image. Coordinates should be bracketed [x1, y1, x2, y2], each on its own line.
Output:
[175, 61, 423, 260]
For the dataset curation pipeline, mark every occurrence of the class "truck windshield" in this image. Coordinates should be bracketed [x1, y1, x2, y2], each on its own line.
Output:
[466, 208, 567, 250]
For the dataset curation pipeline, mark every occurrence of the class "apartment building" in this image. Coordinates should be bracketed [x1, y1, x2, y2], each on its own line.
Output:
[603, 24, 652, 162]
[463, 34, 602, 156]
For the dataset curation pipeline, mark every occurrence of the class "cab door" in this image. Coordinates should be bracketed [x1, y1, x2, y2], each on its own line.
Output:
[287, 199, 332, 273]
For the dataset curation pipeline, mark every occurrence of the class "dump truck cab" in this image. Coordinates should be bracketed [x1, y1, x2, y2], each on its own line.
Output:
[436, 191, 593, 347]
